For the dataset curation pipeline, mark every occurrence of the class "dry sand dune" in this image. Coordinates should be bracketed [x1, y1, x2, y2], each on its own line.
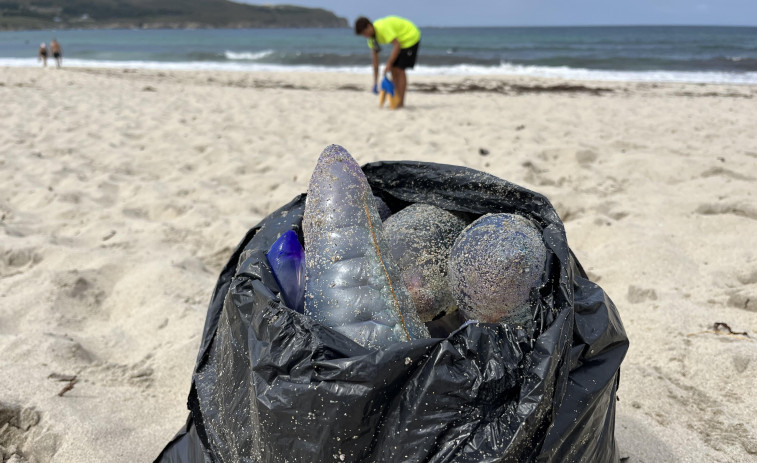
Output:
[1, 66, 756, 462]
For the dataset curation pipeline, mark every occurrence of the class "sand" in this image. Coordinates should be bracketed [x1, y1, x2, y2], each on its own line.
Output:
[0, 66, 755, 462]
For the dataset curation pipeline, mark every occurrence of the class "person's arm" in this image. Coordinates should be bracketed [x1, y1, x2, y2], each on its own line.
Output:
[383, 39, 401, 75]
[372, 48, 380, 90]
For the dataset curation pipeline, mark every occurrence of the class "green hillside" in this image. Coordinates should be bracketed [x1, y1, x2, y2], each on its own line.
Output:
[0, 0, 348, 30]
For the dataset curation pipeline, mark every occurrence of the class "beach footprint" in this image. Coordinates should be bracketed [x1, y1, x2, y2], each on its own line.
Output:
[725, 268, 757, 312]
[0, 401, 59, 462]
[550, 200, 585, 222]
[700, 166, 755, 182]
[596, 200, 630, 221]
[146, 201, 189, 221]
[627, 285, 658, 304]
[649, 365, 757, 456]
[522, 160, 558, 187]
[52, 267, 119, 329]
[695, 202, 757, 221]
[0, 247, 43, 278]
[81, 354, 156, 390]
[42, 331, 97, 366]
[575, 148, 599, 166]
[95, 181, 119, 208]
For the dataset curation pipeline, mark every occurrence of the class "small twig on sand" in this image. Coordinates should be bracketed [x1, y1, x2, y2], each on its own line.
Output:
[48, 373, 77, 382]
[687, 322, 751, 340]
[57, 378, 78, 397]
[713, 322, 749, 337]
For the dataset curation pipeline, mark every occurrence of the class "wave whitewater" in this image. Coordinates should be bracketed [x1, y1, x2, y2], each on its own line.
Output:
[223, 50, 273, 60]
[2, 57, 756, 85]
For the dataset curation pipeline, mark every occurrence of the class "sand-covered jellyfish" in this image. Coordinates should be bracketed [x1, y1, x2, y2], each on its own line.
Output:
[383, 203, 469, 322]
[302, 145, 429, 349]
[373, 195, 392, 221]
[448, 213, 547, 327]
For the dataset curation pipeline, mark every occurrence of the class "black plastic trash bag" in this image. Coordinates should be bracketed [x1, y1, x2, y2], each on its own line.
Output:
[156, 161, 629, 463]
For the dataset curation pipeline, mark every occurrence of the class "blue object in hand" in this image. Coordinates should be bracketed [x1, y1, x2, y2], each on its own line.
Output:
[372, 83, 379, 94]
[380, 75, 395, 96]
[266, 229, 306, 313]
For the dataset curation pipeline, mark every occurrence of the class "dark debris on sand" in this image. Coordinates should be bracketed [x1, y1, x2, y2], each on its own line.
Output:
[411, 79, 613, 96]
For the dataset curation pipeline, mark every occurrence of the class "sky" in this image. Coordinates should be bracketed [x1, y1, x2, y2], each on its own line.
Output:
[240, 1, 757, 27]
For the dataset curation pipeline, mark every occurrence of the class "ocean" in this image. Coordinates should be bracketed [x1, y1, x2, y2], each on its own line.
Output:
[2, 26, 757, 84]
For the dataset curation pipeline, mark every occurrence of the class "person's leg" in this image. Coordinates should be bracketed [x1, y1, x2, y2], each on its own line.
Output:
[391, 67, 407, 108]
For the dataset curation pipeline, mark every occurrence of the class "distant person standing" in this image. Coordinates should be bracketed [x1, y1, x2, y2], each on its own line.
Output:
[38, 42, 47, 67]
[50, 39, 62, 68]
[355, 16, 420, 109]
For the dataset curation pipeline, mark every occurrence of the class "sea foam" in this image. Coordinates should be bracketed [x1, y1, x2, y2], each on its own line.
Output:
[2, 57, 756, 84]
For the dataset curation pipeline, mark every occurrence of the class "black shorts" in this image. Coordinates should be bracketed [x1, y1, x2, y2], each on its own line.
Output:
[53, 52, 61, 59]
[393, 41, 419, 70]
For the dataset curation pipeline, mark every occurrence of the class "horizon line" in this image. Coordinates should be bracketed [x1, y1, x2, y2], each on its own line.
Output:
[2, 23, 757, 33]
[414, 23, 757, 29]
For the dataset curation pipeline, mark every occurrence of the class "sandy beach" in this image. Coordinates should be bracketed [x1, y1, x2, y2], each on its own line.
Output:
[1, 66, 756, 462]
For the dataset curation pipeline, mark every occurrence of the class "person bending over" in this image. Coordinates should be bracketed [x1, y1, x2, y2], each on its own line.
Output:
[355, 16, 420, 109]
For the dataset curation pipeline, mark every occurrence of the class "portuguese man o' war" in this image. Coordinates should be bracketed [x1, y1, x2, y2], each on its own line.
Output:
[448, 213, 547, 327]
[266, 229, 306, 313]
[373, 195, 392, 221]
[383, 203, 469, 322]
[302, 144, 429, 349]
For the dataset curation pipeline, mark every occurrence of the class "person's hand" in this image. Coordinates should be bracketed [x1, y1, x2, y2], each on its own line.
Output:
[372, 83, 378, 94]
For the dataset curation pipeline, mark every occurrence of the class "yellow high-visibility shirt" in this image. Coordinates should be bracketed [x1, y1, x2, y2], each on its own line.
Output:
[368, 16, 421, 50]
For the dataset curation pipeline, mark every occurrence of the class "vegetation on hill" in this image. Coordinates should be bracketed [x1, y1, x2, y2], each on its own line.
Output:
[0, 0, 348, 30]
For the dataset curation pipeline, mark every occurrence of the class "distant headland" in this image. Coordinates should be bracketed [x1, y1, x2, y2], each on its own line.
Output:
[0, 0, 349, 30]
